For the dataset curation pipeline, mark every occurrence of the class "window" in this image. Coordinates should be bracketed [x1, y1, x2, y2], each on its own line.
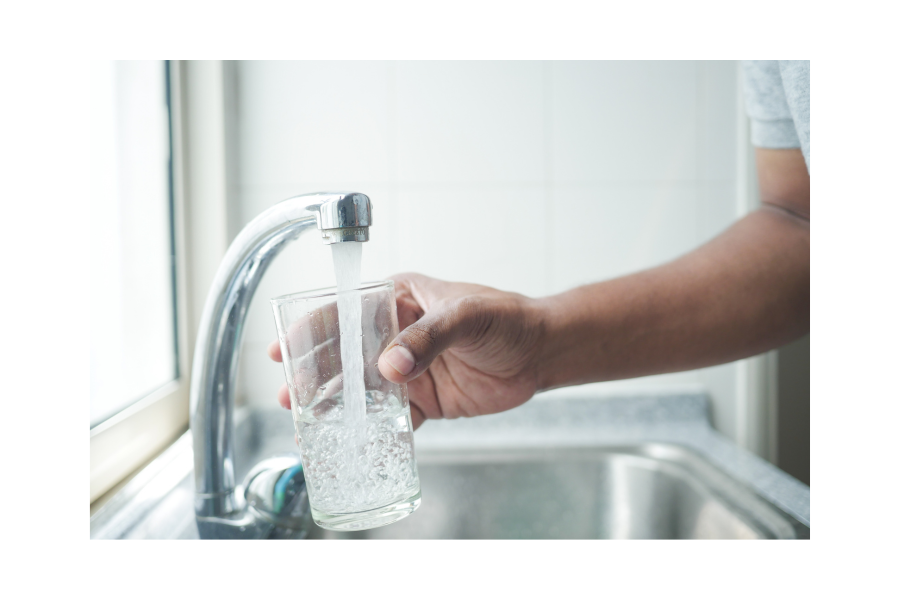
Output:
[90, 60, 193, 505]
[90, 60, 177, 427]
[90, 60, 233, 507]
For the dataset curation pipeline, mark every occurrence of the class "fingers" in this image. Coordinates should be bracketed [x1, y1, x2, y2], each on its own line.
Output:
[378, 296, 487, 384]
[409, 403, 426, 430]
[270, 300, 340, 364]
[320, 373, 344, 399]
[274, 335, 342, 409]
[296, 336, 340, 376]
[277, 384, 291, 409]
[272, 305, 341, 409]
[268, 339, 283, 362]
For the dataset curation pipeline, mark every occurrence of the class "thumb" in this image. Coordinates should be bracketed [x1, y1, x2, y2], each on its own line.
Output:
[378, 298, 484, 384]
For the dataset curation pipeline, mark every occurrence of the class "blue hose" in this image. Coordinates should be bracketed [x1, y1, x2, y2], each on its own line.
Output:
[273, 464, 304, 514]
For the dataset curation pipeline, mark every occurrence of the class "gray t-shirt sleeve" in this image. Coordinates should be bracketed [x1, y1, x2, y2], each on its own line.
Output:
[742, 60, 810, 170]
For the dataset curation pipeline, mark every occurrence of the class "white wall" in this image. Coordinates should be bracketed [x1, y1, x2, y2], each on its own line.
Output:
[227, 61, 748, 441]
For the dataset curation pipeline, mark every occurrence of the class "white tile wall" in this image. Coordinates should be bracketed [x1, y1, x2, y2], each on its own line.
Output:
[548, 183, 700, 292]
[551, 61, 699, 183]
[697, 61, 739, 183]
[236, 61, 393, 186]
[395, 186, 548, 298]
[699, 181, 739, 244]
[229, 61, 746, 436]
[395, 61, 545, 184]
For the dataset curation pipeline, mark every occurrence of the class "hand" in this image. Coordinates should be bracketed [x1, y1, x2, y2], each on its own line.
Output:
[268, 273, 546, 429]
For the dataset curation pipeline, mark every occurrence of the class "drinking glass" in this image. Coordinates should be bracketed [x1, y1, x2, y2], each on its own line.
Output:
[270, 280, 421, 530]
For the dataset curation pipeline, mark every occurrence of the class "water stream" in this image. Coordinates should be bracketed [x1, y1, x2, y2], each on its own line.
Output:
[330, 242, 367, 478]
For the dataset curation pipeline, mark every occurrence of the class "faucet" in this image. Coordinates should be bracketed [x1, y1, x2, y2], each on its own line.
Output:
[189, 191, 372, 538]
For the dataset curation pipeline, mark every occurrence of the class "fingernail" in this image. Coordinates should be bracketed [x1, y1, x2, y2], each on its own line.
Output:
[384, 345, 416, 376]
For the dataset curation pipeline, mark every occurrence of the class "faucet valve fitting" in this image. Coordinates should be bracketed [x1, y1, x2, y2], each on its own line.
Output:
[305, 192, 372, 245]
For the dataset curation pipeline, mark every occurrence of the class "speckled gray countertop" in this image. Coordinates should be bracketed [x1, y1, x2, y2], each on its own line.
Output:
[412, 393, 810, 528]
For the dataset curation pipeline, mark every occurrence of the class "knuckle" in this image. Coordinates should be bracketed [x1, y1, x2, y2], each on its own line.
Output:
[404, 321, 441, 349]
[454, 295, 487, 317]
[453, 295, 492, 336]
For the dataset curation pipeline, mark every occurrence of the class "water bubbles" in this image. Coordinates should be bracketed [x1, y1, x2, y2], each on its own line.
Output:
[298, 397, 418, 513]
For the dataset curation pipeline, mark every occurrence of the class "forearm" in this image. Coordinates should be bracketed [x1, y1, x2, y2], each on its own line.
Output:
[535, 206, 810, 390]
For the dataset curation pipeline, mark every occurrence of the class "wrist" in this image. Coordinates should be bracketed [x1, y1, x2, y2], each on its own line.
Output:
[531, 291, 581, 392]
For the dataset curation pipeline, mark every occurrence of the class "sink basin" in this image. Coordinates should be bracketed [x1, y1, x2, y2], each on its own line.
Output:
[91, 403, 808, 540]
[310, 444, 805, 539]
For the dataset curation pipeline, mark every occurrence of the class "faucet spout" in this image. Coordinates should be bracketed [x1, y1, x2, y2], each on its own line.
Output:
[189, 191, 371, 538]
[306, 191, 372, 244]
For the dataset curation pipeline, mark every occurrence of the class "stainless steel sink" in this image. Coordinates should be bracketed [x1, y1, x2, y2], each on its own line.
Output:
[91, 405, 808, 539]
[310, 445, 805, 539]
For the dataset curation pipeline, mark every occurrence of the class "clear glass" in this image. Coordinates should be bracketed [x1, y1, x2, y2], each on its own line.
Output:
[90, 60, 177, 427]
[270, 280, 421, 530]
